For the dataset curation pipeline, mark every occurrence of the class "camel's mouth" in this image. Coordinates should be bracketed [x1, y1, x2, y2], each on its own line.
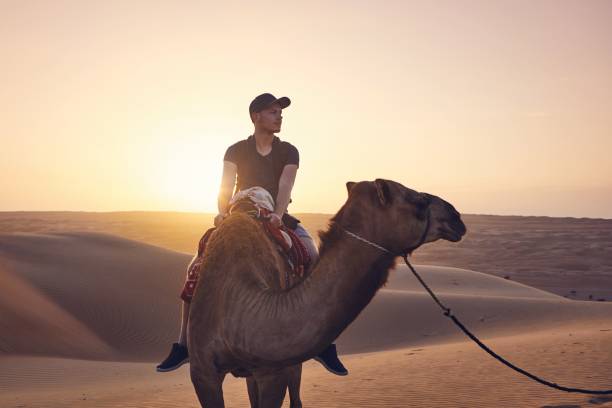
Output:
[441, 218, 467, 242]
[446, 230, 463, 242]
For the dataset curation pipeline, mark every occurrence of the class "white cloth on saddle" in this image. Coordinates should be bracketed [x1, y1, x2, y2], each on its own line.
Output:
[229, 186, 292, 249]
[229, 186, 275, 212]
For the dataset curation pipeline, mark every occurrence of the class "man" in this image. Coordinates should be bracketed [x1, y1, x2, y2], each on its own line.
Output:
[156, 93, 348, 376]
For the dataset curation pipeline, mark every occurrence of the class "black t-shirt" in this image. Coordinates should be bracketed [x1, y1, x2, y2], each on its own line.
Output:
[223, 135, 299, 202]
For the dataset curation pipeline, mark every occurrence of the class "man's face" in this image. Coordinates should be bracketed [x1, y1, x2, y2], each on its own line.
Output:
[253, 102, 283, 133]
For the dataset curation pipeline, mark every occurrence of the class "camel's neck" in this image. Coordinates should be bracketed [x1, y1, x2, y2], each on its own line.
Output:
[244, 223, 397, 364]
[299, 227, 396, 347]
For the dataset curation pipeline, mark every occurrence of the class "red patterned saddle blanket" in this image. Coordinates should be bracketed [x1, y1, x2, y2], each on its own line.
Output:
[180, 202, 311, 303]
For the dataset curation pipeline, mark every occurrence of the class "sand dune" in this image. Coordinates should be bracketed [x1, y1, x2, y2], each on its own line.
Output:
[1, 229, 611, 407]
[2, 231, 610, 361]
[0, 232, 189, 361]
[0, 265, 113, 359]
[387, 265, 561, 298]
[341, 264, 611, 354]
[2, 211, 612, 301]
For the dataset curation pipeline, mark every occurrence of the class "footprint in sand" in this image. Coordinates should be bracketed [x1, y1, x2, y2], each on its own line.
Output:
[589, 396, 612, 405]
[540, 405, 581, 408]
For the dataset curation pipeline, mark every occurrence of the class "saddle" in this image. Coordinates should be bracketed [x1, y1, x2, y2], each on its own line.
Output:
[227, 186, 311, 277]
[228, 197, 311, 279]
[180, 191, 311, 302]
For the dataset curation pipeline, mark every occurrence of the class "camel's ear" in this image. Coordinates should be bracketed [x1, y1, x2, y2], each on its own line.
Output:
[346, 181, 356, 195]
[374, 179, 392, 206]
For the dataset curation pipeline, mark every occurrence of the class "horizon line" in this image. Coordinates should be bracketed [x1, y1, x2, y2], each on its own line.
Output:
[1, 210, 610, 221]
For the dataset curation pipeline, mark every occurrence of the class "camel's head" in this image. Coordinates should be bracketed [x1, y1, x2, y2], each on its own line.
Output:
[341, 179, 466, 255]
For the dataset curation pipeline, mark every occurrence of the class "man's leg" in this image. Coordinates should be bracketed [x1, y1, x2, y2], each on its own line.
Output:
[157, 300, 191, 372]
[293, 223, 349, 376]
[158, 228, 216, 372]
[292, 222, 319, 271]
[178, 301, 190, 346]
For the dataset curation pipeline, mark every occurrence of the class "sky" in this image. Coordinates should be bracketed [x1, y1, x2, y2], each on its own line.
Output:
[2, 0, 611, 218]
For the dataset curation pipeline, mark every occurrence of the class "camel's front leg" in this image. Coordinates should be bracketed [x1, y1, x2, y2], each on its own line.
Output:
[252, 369, 289, 408]
[190, 365, 226, 408]
[287, 364, 303, 408]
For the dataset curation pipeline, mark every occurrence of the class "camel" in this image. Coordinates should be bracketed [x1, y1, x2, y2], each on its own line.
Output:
[187, 178, 466, 407]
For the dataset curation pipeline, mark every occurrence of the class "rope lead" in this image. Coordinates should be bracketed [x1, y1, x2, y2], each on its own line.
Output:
[402, 254, 612, 395]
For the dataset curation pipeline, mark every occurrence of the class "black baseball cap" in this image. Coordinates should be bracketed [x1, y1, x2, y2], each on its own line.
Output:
[249, 93, 291, 114]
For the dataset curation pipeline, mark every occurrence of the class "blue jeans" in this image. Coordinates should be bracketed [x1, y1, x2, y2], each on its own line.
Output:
[293, 223, 319, 267]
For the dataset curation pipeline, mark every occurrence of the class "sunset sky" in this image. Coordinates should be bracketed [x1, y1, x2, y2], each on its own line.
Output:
[2, 0, 611, 218]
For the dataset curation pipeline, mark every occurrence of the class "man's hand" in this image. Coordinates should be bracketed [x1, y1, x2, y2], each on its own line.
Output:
[214, 213, 227, 227]
[267, 213, 283, 228]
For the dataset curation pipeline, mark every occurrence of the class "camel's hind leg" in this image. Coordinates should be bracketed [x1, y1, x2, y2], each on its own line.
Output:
[252, 369, 289, 408]
[247, 365, 301, 408]
[190, 365, 226, 408]
[287, 364, 303, 408]
[246, 376, 259, 408]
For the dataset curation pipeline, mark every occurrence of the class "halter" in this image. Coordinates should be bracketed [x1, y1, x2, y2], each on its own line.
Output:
[341, 207, 432, 258]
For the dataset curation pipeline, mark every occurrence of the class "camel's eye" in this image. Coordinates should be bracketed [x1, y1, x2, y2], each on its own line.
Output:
[404, 193, 428, 208]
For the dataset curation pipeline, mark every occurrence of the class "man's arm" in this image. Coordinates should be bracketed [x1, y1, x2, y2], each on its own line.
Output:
[274, 164, 298, 217]
[217, 161, 237, 215]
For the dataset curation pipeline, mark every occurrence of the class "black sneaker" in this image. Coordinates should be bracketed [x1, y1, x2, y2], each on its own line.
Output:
[313, 343, 348, 376]
[156, 343, 189, 372]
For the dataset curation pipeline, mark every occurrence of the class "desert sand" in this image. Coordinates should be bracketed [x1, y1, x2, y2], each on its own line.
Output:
[1, 212, 611, 407]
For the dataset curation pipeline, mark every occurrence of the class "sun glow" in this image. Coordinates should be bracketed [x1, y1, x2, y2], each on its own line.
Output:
[142, 119, 227, 212]
[155, 148, 221, 212]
